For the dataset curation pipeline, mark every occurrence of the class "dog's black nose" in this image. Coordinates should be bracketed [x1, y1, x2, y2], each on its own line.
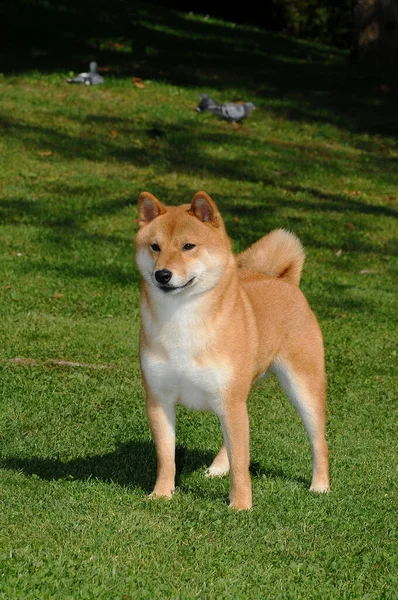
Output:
[155, 269, 172, 285]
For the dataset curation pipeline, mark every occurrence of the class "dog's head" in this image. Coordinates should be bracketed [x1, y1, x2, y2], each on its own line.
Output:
[135, 191, 232, 296]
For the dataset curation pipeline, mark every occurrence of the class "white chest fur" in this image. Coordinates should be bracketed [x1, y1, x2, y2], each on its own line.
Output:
[140, 294, 230, 414]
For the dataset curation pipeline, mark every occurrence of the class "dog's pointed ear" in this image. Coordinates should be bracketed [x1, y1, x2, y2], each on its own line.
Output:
[138, 192, 167, 227]
[188, 191, 220, 227]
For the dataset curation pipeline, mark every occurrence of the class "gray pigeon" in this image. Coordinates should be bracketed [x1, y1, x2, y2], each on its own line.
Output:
[196, 94, 255, 123]
[66, 61, 104, 85]
[195, 93, 219, 113]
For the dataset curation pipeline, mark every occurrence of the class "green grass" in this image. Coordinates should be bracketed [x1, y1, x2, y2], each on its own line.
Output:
[1, 5, 397, 599]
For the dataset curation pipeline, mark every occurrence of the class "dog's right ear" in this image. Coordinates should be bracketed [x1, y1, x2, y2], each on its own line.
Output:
[138, 192, 167, 227]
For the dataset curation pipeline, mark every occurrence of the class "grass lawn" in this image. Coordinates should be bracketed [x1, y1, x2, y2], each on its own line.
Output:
[0, 5, 397, 599]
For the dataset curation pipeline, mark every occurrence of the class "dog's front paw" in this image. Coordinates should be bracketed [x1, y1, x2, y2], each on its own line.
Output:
[228, 491, 252, 511]
[228, 499, 252, 511]
[205, 465, 230, 478]
[309, 483, 330, 493]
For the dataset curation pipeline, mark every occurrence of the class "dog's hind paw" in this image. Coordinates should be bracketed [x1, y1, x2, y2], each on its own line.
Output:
[205, 465, 229, 478]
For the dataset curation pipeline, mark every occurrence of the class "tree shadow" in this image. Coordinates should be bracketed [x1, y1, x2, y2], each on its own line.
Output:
[2, 1, 345, 74]
[1, 113, 396, 232]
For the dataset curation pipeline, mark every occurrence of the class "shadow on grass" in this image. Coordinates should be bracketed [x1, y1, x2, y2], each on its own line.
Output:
[250, 459, 308, 489]
[1, 441, 309, 495]
[1, 113, 397, 244]
[2, 103, 398, 182]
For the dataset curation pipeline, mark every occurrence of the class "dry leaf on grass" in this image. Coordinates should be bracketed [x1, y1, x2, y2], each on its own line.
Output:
[132, 77, 145, 88]
[37, 151, 53, 157]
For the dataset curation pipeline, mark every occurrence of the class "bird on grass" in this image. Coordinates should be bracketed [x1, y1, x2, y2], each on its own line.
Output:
[66, 62, 104, 85]
[195, 93, 255, 123]
[195, 94, 219, 112]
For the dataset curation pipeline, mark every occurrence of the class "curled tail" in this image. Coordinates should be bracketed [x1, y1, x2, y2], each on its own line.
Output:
[236, 229, 305, 286]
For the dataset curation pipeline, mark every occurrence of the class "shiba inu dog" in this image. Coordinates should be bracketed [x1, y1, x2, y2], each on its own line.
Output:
[135, 191, 330, 510]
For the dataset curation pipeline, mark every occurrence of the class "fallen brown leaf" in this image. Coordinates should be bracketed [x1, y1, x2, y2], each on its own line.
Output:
[37, 151, 53, 157]
[109, 130, 117, 137]
[335, 249, 343, 256]
[132, 77, 145, 88]
[52, 293, 64, 300]
[346, 222, 355, 230]
[385, 195, 396, 201]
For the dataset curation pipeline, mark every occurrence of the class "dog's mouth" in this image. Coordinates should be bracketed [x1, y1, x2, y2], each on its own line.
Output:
[157, 277, 195, 293]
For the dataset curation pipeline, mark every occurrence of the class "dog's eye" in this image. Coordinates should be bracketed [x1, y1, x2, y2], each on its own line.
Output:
[151, 243, 160, 252]
[182, 243, 196, 251]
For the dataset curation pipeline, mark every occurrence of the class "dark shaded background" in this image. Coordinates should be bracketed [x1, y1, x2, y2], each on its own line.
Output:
[1, 0, 353, 72]
[1, 0, 397, 142]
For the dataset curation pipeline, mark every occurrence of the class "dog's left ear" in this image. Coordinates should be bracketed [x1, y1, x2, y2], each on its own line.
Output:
[138, 192, 167, 227]
[189, 191, 220, 227]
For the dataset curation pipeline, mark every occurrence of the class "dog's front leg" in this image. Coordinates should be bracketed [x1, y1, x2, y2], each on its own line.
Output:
[219, 402, 252, 511]
[146, 394, 176, 499]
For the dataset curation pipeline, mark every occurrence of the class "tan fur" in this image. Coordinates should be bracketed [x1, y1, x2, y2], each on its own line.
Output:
[135, 191, 330, 510]
[237, 229, 305, 286]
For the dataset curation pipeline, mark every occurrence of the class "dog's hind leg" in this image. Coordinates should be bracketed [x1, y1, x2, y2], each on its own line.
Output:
[206, 443, 230, 478]
[271, 355, 330, 493]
